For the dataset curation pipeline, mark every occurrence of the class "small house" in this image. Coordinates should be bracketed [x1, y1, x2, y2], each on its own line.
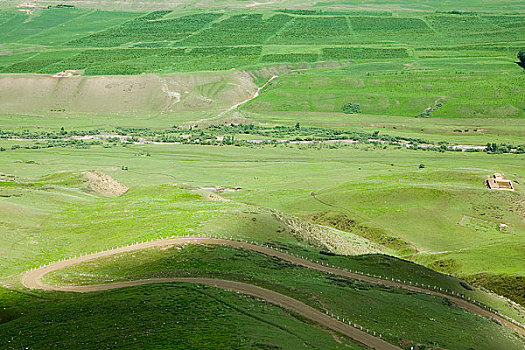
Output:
[486, 173, 514, 191]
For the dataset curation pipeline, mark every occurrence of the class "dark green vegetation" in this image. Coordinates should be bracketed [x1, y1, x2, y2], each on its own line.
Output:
[517, 50, 525, 70]
[0, 284, 365, 349]
[467, 274, 525, 306]
[0, 8, 524, 79]
[2, 123, 523, 153]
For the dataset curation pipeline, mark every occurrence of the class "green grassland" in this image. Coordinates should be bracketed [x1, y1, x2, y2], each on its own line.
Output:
[0, 7, 524, 142]
[0, 284, 366, 349]
[246, 61, 525, 119]
[0, 165, 523, 348]
[1, 2, 524, 349]
[1, 7, 524, 129]
[0, 144, 523, 308]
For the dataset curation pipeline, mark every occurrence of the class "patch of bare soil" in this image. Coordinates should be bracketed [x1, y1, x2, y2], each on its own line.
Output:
[201, 191, 230, 202]
[0, 72, 257, 116]
[244, 1, 275, 8]
[83, 171, 128, 197]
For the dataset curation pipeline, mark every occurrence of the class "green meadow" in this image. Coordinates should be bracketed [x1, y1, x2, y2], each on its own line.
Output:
[1, 144, 523, 304]
[0, 284, 368, 349]
[0, 1, 524, 349]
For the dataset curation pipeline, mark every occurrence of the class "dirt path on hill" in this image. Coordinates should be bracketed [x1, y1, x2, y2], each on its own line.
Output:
[22, 237, 524, 337]
[217, 75, 278, 117]
[191, 75, 278, 126]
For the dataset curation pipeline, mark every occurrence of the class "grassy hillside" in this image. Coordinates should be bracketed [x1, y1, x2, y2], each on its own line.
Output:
[1, 2, 524, 348]
[0, 284, 366, 349]
[0, 8, 523, 77]
[0, 169, 523, 348]
[0, 144, 523, 312]
[39, 244, 525, 350]
[0, 71, 257, 117]
[246, 61, 525, 119]
[0, 7, 524, 123]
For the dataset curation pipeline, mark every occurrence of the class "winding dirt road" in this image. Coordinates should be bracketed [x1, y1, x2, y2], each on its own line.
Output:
[22, 236, 524, 347]
[32, 277, 401, 350]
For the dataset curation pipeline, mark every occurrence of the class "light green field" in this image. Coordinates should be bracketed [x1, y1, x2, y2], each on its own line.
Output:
[1, 1, 524, 349]
[246, 60, 525, 119]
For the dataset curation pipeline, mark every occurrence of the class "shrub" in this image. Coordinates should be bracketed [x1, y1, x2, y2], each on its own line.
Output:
[342, 103, 361, 114]
[516, 50, 525, 70]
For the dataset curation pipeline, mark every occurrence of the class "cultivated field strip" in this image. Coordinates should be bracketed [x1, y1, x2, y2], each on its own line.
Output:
[2, 8, 525, 75]
[23, 237, 525, 336]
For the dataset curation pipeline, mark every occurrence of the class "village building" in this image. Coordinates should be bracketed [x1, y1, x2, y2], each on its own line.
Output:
[486, 173, 515, 191]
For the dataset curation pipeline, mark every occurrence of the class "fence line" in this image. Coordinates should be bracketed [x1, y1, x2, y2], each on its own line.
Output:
[26, 234, 524, 329]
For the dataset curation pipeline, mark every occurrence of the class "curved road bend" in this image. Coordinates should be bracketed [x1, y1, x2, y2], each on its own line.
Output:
[23, 237, 524, 337]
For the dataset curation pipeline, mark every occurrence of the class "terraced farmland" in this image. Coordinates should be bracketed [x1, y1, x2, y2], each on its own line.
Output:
[0, 8, 524, 76]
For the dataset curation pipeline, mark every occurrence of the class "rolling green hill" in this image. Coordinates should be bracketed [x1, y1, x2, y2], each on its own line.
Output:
[1, 1, 524, 349]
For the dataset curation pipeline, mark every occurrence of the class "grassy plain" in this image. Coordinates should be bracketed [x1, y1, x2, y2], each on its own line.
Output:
[0, 1, 524, 349]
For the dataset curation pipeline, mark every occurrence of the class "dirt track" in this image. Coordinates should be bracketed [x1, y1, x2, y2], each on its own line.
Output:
[22, 237, 524, 341]
[37, 277, 401, 350]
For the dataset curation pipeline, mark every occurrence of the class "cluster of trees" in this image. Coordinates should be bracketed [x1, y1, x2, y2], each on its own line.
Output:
[2, 124, 523, 155]
[0, 127, 101, 139]
[485, 143, 522, 154]
[0, 140, 101, 152]
[416, 102, 443, 118]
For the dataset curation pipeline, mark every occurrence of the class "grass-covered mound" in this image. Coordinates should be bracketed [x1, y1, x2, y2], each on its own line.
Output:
[40, 244, 525, 350]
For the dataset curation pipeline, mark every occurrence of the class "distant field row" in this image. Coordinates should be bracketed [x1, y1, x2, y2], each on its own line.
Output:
[2, 9, 525, 46]
[0, 46, 417, 74]
[1, 44, 523, 75]
[0, 9, 524, 75]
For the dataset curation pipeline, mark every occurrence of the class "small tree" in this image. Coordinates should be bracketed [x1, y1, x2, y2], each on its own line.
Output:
[516, 50, 525, 70]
